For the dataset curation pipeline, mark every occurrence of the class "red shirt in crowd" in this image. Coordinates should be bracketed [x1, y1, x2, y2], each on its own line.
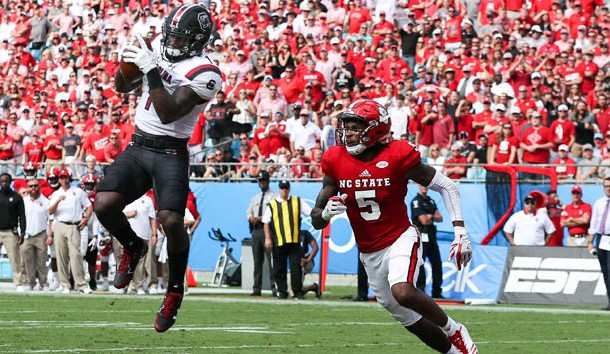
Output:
[82, 131, 109, 163]
[520, 125, 552, 164]
[561, 201, 592, 236]
[551, 157, 577, 179]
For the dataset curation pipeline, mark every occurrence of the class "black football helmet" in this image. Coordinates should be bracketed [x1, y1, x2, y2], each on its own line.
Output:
[161, 4, 213, 63]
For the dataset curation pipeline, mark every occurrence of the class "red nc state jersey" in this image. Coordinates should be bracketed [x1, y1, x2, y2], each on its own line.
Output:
[321, 140, 421, 253]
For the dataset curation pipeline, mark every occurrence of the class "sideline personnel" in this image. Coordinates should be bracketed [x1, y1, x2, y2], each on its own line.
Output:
[587, 177, 610, 310]
[561, 185, 591, 247]
[411, 184, 444, 298]
[246, 170, 277, 296]
[0, 173, 26, 291]
[263, 180, 312, 299]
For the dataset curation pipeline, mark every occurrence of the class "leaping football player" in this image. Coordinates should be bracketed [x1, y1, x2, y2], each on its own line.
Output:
[94, 4, 222, 332]
[311, 100, 479, 354]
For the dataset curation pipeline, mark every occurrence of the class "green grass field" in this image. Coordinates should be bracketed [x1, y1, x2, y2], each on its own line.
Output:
[1, 286, 610, 354]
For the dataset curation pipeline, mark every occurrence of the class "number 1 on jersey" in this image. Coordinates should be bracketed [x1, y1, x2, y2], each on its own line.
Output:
[354, 190, 381, 221]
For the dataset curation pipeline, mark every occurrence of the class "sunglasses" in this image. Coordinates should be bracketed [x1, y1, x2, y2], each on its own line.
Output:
[524, 199, 535, 205]
[28, 184, 39, 188]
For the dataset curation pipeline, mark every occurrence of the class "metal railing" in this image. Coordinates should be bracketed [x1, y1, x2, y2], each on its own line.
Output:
[0, 160, 606, 185]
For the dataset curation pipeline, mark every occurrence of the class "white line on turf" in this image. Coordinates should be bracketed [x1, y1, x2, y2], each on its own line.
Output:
[7, 339, 610, 353]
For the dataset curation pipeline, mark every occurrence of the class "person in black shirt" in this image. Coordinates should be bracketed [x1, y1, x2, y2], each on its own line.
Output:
[411, 184, 444, 299]
[205, 91, 238, 152]
[0, 173, 26, 291]
[397, 22, 420, 72]
[473, 134, 489, 164]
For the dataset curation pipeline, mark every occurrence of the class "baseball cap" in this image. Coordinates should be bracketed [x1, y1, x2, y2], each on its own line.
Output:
[503, 52, 513, 59]
[583, 143, 594, 150]
[330, 37, 340, 44]
[236, 50, 245, 56]
[334, 100, 344, 107]
[257, 170, 270, 180]
[558, 104, 569, 112]
[572, 185, 582, 194]
[279, 180, 290, 189]
[58, 169, 71, 178]
[214, 39, 223, 46]
[595, 133, 604, 139]
[510, 107, 521, 115]
[531, 25, 543, 33]
[524, 195, 536, 203]
[64, 122, 73, 128]
[558, 144, 569, 152]
[496, 103, 506, 111]
[52, 121, 59, 127]
[531, 72, 542, 79]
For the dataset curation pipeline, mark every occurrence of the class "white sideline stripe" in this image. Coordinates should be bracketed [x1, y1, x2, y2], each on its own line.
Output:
[4, 343, 409, 353]
[8, 339, 610, 353]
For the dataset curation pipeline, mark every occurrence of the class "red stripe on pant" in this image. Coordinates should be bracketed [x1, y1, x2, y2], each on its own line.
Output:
[406, 233, 421, 284]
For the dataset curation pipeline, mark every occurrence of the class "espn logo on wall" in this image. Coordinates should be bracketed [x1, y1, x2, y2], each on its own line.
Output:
[499, 246, 607, 306]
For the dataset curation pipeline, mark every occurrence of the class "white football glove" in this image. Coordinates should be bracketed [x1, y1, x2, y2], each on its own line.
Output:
[322, 194, 348, 221]
[449, 226, 472, 271]
[88, 237, 97, 252]
[121, 34, 157, 74]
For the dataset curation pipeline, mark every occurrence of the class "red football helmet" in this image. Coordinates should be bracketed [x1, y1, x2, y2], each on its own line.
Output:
[46, 167, 61, 188]
[23, 162, 40, 178]
[338, 99, 392, 155]
[81, 173, 98, 195]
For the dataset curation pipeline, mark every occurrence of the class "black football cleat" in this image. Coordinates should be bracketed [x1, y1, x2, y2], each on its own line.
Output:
[114, 243, 148, 289]
[154, 287, 184, 332]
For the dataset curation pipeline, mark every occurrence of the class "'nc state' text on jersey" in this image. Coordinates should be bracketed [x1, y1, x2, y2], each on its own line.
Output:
[339, 178, 391, 188]
[157, 67, 173, 84]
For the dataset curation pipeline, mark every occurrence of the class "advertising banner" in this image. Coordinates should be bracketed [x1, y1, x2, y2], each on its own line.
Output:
[499, 246, 607, 306]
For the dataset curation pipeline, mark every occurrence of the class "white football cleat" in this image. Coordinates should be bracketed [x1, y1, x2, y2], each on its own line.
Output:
[448, 323, 478, 354]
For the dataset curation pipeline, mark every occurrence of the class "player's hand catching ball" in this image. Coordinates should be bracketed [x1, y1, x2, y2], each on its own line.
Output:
[122, 34, 157, 74]
[322, 193, 348, 221]
[449, 226, 472, 271]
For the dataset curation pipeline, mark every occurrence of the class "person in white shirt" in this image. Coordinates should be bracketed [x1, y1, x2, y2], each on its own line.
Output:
[22, 179, 52, 291]
[503, 194, 556, 246]
[123, 194, 157, 295]
[388, 94, 410, 140]
[48, 169, 93, 294]
[290, 109, 322, 152]
[587, 178, 610, 310]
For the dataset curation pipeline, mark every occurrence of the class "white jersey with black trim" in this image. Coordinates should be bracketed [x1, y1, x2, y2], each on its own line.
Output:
[135, 35, 223, 138]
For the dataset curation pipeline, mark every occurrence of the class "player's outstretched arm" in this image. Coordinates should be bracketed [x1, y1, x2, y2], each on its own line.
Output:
[311, 175, 340, 230]
[408, 163, 472, 270]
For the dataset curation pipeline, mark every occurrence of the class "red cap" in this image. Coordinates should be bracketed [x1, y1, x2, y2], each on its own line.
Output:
[58, 169, 71, 178]
[571, 185, 582, 194]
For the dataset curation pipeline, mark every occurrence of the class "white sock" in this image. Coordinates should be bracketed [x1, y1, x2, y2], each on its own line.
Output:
[102, 277, 108, 286]
[53, 272, 58, 280]
[158, 277, 164, 287]
[442, 317, 460, 336]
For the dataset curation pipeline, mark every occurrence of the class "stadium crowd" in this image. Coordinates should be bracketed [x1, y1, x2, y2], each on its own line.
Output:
[0, 0, 610, 182]
[2, 0, 610, 293]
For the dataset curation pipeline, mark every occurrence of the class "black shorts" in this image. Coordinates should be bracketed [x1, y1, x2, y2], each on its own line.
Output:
[97, 143, 189, 214]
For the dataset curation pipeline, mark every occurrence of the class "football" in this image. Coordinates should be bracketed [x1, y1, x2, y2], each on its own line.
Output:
[118, 37, 153, 83]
